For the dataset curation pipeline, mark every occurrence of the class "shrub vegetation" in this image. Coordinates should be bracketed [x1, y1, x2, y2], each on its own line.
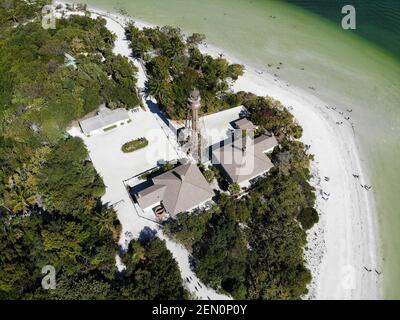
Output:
[126, 24, 244, 119]
[121, 137, 149, 153]
[0, 2, 186, 300]
[164, 91, 316, 300]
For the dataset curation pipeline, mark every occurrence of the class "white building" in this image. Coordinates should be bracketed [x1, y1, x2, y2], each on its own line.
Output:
[79, 107, 130, 136]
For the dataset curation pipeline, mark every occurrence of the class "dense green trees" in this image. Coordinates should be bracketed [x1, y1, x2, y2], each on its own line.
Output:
[193, 212, 248, 298]
[164, 208, 214, 250]
[232, 92, 303, 140]
[0, 13, 138, 146]
[0, 0, 49, 29]
[0, 7, 141, 213]
[228, 183, 241, 196]
[1, 1, 319, 300]
[0, 205, 120, 299]
[0, 2, 186, 300]
[164, 89, 317, 299]
[120, 238, 188, 300]
[126, 23, 244, 119]
[166, 168, 315, 299]
[297, 207, 319, 230]
[38, 138, 105, 215]
[104, 53, 140, 109]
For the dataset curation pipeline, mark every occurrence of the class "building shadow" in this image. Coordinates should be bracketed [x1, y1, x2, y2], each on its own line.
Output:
[145, 99, 171, 128]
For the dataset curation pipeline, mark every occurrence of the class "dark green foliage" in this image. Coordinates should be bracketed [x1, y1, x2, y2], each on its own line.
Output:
[0, 0, 49, 30]
[165, 95, 316, 299]
[233, 93, 303, 140]
[244, 172, 313, 299]
[126, 23, 244, 119]
[193, 213, 248, 298]
[203, 168, 215, 183]
[0, 2, 185, 300]
[0, 206, 120, 299]
[0, 5, 140, 212]
[38, 138, 105, 215]
[0, 13, 138, 145]
[104, 53, 140, 109]
[228, 183, 241, 195]
[298, 207, 319, 230]
[121, 137, 148, 153]
[198, 164, 220, 183]
[121, 238, 188, 300]
[163, 209, 213, 250]
[43, 274, 114, 300]
[176, 169, 315, 300]
[221, 196, 251, 223]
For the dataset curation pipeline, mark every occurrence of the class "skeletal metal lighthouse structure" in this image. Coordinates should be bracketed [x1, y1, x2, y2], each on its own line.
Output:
[188, 88, 201, 132]
[184, 88, 207, 162]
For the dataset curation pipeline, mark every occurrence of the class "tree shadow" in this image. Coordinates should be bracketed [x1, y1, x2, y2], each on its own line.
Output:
[138, 226, 158, 243]
[145, 99, 171, 127]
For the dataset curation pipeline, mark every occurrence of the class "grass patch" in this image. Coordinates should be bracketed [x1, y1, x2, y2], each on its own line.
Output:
[103, 124, 118, 132]
[121, 137, 148, 153]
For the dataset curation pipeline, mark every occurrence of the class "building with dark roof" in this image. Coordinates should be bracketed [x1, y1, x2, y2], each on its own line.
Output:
[135, 161, 214, 217]
[211, 132, 278, 188]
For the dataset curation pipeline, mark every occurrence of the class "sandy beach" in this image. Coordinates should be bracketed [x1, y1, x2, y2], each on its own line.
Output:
[58, 2, 382, 300]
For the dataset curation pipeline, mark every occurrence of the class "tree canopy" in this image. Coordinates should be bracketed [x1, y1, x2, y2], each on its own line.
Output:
[0, 2, 185, 300]
[164, 92, 317, 299]
[126, 23, 244, 119]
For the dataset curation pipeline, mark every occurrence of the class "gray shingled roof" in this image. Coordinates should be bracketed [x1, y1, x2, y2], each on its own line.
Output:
[212, 134, 277, 184]
[136, 162, 214, 216]
[254, 134, 278, 153]
[79, 107, 129, 134]
[232, 118, 257, 130]
[135, 184, 166, 210]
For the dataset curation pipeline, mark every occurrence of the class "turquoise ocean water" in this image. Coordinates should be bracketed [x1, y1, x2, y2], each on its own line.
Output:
[73, 0, 400, 298]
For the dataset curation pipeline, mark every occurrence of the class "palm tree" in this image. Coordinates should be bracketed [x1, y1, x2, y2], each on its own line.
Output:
[92, 209, 118, 238]
[147, 79, 163, 99]
[148, 79, 170, 103]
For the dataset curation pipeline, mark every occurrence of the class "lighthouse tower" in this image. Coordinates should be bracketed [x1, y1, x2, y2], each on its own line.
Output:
[188, 88, 201, 132]
[184, 88, 207, 163]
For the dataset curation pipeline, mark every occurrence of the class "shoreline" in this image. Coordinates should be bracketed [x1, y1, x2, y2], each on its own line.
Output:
[58, 1, 382, 299]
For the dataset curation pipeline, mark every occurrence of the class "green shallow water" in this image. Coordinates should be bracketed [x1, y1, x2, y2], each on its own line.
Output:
[74, 0, 400, 298]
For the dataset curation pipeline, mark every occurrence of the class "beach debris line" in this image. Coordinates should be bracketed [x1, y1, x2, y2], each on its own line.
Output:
[363, 266, 372, 272]
[361, 184, 372, 190]
[321, 190, 330, 201]
[363, 266, 382, 276]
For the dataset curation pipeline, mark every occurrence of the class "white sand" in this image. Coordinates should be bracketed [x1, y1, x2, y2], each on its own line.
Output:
[59, 2, 382, 299]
